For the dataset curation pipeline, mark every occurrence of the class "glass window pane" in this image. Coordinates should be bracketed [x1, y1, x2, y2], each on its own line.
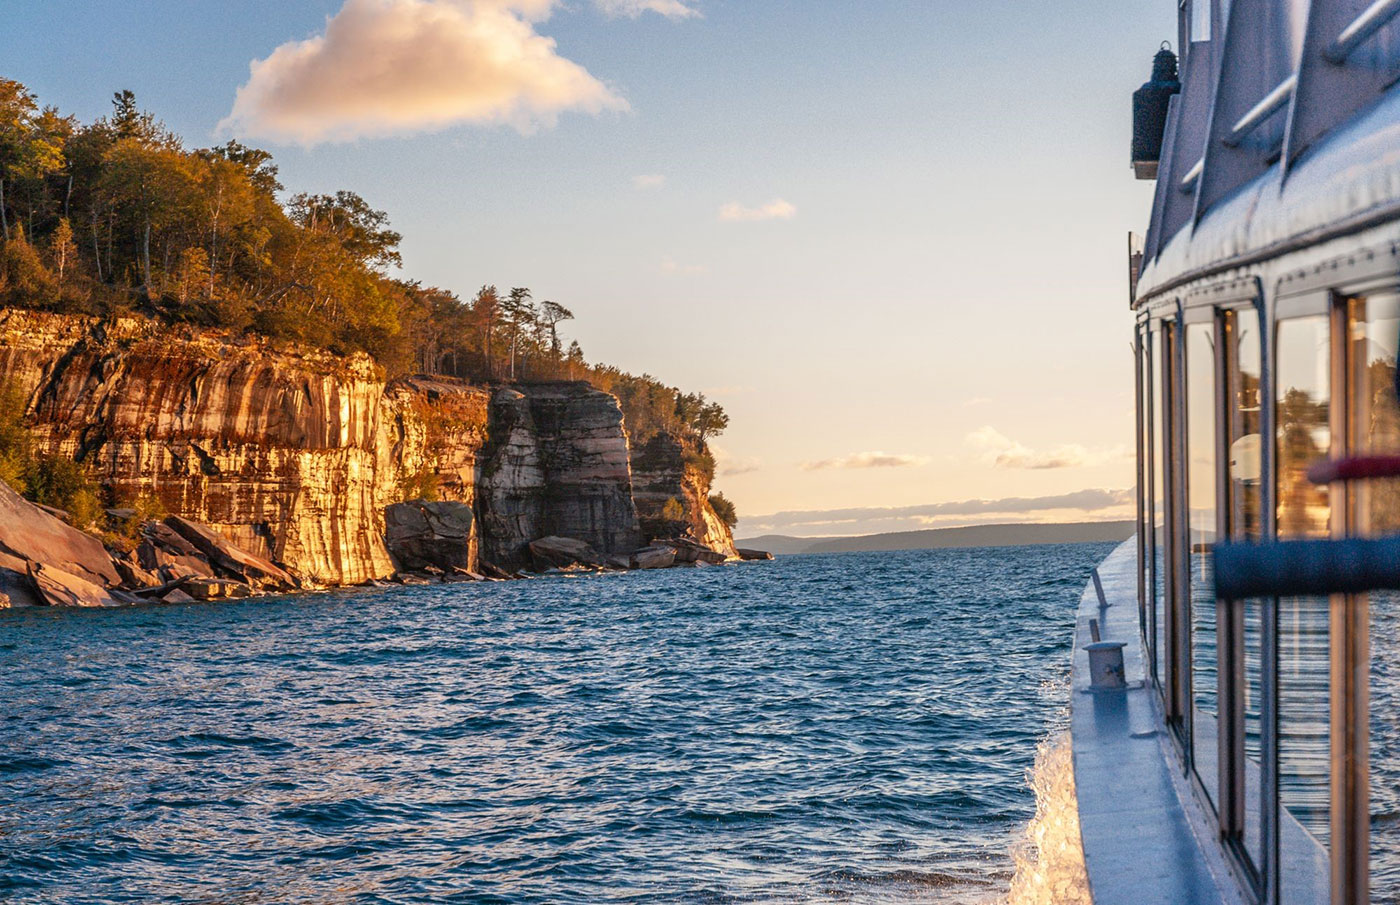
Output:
[1345, 292, 1400, 897]
[1225, 308, 1265, 869]
[1187, 322, 1219, 808]
[1275, 315, 1332, 904]
[1155, 327, 1169, 693]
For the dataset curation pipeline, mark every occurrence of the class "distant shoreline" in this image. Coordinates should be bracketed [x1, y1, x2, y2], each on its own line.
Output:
[737, 521, 1135, 556]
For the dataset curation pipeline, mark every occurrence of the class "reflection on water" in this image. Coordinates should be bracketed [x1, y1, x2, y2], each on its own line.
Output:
[0, 544, 1112, 905]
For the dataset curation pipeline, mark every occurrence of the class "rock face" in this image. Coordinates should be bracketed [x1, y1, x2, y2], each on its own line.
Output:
[630, 433, 738, 559]
[0, 309, 393, 585]
[384, 500, 476, 573]
[0, 477, 120, 587]
[0, 310, 720, 586]
[477, 384, 641, 569]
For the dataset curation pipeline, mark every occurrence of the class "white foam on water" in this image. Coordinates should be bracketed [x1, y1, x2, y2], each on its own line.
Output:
[1006, 731, 1090, 905]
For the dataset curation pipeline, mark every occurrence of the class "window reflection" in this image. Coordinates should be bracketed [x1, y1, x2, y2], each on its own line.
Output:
[1275, 316, 1333, 877]
[1187, 323, 1219, 808]
[1154, 327, 1169, 693]
[1225, 308, 1264, 868]
[1344, 293, 1400, 897]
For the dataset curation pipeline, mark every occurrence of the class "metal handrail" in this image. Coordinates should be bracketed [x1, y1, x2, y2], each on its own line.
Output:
[1224, 75, 1297, 147]
[1180, 156, 1204, 191]
[1326, 0, 1400, 63]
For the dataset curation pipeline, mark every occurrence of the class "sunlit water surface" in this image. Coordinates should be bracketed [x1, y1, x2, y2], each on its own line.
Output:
[0, 543, 1113, 904]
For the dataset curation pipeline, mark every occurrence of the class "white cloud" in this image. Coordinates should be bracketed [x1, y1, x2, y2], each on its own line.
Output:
[965, 425, 1129, 470]
[660, 255, 705, 275]
[738, 488, 1134, 534]
[711, 444, 761, 476]
[595, 0, 699, 18]
[220, 0, 628, 144]
[718, 198, 797, 222]
[634, 173, 666, 190]
[801, 451, 930, 471]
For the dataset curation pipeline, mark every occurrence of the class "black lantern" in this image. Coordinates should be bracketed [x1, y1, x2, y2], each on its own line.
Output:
[1132, 44, 1181, 180]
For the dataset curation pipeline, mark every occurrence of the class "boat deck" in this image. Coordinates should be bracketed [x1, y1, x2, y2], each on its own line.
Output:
[1070, 540, 1239, 904]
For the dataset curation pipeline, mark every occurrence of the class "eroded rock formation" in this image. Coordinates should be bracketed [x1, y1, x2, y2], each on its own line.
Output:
[0, 311, 694, 590]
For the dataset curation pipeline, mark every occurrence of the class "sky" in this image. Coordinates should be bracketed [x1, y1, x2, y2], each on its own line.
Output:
[2, 0, 1176, 538]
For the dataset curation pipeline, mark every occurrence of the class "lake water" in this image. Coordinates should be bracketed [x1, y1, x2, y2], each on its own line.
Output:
[0, 543, 1114, 904]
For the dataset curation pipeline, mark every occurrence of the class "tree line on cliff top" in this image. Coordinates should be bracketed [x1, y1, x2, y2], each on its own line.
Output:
[0, 79, 729, 453]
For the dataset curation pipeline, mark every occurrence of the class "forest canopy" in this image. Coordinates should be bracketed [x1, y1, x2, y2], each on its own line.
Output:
[0, 79, 726, 447]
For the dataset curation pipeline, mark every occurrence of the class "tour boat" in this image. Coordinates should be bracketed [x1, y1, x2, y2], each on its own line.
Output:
[1073, 1, 1400, 902]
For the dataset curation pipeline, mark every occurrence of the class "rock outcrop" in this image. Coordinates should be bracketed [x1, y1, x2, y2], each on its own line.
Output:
[0, 309, 393, 585]
[477, 384, 641, 569]
[384, 500, 476, 573]
[0, 310, 737, 593]
[630, 433, 738, 559]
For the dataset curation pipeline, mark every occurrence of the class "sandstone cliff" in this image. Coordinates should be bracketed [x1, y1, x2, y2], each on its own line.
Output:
[0, 310, 659, 586]
[630, 432, 738, 559]
[478, 384, 641, 569]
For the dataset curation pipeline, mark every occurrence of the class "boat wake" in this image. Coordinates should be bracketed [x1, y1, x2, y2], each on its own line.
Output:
[1006, 731, 1090, 905]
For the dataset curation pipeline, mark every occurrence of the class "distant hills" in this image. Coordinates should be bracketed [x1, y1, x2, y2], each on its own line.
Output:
[737, 521, 1135, 556]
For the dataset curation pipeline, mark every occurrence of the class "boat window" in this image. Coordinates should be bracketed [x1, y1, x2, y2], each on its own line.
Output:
[1154, 325, 1170, 695]
[1343, 292, 1400, 896]
[1139, 330, 1153, 649]
[1186, 322, 1219, 808]
[1224, 307, 1264, 869]
[1190, 0, 1211, 42]
[1274, 314, 1333, 893]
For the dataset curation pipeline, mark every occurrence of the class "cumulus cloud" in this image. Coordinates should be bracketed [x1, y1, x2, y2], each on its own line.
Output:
[634, 173, 666, 190]
[220, 0, 629, 144]
[718, 198, 797, 222]
[739, 488, 1134, 534]
[801, 451, 930, 471]
[966, 426, 1129, 470]
[595, 0, 699, 18]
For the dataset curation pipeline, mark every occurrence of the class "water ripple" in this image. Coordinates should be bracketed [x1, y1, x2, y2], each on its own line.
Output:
[0, 543, 1114, 904]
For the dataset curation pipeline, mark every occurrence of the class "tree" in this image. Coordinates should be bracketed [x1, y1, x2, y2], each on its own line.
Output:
[0, 79, 40, 241]
[538, 300, 574, 358]
[473, 285, 501, 378]
[709, 492, 737, 529]
[47, 217, 75, 288]
[100, 138, 196, 294]
[694, 402, 729, 442]
[501, 286, 535, 380]
[566, 340, 585, 381]
[289, 191, 401, 271]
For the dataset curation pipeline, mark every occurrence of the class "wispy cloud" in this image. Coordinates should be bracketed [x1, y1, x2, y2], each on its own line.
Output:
[633, 173, 666, 190]
[595, 0, 699, 18]
[660, 255, 705, 275]
[801, 451, 929, 471]
[221, 0, 628, 144]
[965, 426, 1129, 470]
[718, 198, 797, 222]
[739, 488, 1134, 534]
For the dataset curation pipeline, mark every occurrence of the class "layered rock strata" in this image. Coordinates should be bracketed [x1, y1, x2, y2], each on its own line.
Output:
[630, 433, 738, 559]
[477, 384, 641, 569]
[0, 311, 664, 586]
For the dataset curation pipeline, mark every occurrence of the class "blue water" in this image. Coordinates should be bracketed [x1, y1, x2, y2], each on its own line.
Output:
[0, 543, 1114, 904]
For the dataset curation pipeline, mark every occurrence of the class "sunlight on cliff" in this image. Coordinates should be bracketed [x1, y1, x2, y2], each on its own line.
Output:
[1006, 731, 1091, 905]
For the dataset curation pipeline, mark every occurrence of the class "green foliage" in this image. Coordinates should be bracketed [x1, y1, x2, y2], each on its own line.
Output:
[684, 446, 717, 484]
[708, 491, 738, 529]
[661, 497, 685, 522]
[0, 381, 31, 489]
[102, 491, 166, 550]
[0, 379, 103, 529]
[23, 455, 103, 529]
[397, 467, 440, 503]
